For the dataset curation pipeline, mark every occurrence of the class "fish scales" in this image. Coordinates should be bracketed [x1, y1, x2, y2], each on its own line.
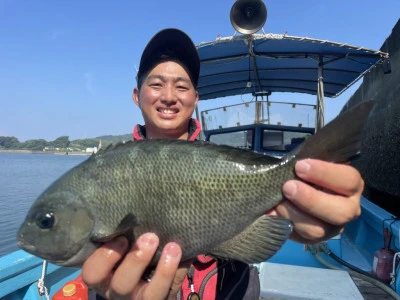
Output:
[84, 141, 293, 260]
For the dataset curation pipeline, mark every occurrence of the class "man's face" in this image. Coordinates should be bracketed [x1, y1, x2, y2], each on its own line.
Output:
[133, 61, 199, 139]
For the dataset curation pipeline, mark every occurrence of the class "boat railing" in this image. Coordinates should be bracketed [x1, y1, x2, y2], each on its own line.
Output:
[200, 100, 316, 131]
[0, 250, 80, 299]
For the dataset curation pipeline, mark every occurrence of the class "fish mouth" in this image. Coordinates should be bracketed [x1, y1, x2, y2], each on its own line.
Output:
[17, 238, 68, 265]
[17, 238, 37, 254]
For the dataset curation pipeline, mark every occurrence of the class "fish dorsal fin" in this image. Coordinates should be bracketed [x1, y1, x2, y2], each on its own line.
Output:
[94, 140, 136, 157]
[91, 213, 138, 243]
[286, 101, 375, 163]
[210, 215, 293, 264]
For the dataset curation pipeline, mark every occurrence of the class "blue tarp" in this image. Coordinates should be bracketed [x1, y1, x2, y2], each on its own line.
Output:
[196, 34, 387, 100]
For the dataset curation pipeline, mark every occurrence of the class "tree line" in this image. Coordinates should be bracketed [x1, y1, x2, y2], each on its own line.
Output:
[0, 135, 102, 151]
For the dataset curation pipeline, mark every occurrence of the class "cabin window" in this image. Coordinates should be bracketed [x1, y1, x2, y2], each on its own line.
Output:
[262, 130, 311, 153]
[209, 130, 253, 149]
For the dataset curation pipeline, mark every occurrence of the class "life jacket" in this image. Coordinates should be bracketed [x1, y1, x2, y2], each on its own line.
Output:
[132, 119, 260, 299]
[177, 257, 260, 300]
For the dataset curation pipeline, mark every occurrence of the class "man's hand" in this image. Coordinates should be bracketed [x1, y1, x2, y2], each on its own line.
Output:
[272, 159, 363, 243]
[82, 233, 189, 300]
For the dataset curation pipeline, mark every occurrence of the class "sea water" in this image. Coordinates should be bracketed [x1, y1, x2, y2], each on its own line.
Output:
[0, 152, 88, 257]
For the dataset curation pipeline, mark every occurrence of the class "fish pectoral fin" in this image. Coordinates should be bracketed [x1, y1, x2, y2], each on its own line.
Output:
[210, 215, 293, 264]
[115, 213, 139, 232]
[91, 213, 138, 243]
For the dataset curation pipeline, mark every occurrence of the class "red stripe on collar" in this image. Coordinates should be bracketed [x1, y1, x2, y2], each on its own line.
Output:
[188, 118, 202, 141]
[133, 124, 145, 141]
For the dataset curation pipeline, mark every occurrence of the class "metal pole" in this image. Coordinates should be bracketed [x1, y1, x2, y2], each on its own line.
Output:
[316, 57, 325, 131]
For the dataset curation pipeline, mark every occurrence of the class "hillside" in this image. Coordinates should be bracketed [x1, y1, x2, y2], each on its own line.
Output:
[0, 134, 132, 152]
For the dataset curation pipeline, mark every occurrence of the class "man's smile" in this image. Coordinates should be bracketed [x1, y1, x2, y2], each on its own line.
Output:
[157, 108, 179, 114]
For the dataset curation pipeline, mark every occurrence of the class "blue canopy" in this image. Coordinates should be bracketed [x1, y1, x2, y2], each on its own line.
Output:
[196, 33, 388, 100]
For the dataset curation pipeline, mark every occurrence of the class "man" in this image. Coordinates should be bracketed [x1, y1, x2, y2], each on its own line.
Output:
[82, 28, 364, 299]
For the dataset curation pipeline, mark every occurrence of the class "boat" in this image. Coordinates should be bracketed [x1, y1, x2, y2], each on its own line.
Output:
[1, 1, 399, 299]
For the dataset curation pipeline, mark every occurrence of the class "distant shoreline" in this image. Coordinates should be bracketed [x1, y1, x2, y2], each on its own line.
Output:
[0, 149, 91, 156]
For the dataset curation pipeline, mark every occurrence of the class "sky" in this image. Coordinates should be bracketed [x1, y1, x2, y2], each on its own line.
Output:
[1, 0, 399, 142]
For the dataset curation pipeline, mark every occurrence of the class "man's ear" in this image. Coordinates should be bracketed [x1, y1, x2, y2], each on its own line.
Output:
[133, 88, 140, 107]
[195, 90, 199, 107]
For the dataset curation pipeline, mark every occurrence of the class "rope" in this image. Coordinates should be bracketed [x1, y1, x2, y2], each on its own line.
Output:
[313, 252, 400, 300]
[37, 260, 50, 300]
[308, 243, 400, 300]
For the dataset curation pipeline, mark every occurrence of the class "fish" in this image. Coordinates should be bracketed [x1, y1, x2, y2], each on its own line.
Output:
[17, 101, 374, 268]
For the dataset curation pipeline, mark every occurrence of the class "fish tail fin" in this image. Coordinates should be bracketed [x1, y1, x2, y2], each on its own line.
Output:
[291, 101, 375, 162]
[210, 215, 293, 264]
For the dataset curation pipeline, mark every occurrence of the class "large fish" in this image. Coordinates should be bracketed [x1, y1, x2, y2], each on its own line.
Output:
[17, 102, 373, 267]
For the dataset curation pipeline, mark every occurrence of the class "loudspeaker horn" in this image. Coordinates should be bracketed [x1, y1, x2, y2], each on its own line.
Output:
[230, 0, 267, 35]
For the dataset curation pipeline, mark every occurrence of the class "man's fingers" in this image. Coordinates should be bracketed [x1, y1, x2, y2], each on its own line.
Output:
[168, 261, 192, 300]
[283, 179, 361, 226]
[82, 236, 129, 294]
[141, 243, 184, 300]
[294, 159, 364, 196]
[109, 233, 159, 298]
[275, 159, 364, 243]
[274, 201, 334, 242]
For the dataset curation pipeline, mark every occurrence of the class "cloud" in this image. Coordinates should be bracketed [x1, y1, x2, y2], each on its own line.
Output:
[84, 72, 94, 93]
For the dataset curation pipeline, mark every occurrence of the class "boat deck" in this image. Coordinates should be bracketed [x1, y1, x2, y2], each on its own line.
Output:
[259, 262, 399, 299]
[352, 276, 396, 300]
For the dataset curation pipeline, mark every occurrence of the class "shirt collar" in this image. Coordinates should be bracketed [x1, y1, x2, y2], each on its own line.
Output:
[133, 118, 201, 141]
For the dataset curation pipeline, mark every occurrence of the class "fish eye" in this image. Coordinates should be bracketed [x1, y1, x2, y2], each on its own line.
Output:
[35, 212, 55, 229]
